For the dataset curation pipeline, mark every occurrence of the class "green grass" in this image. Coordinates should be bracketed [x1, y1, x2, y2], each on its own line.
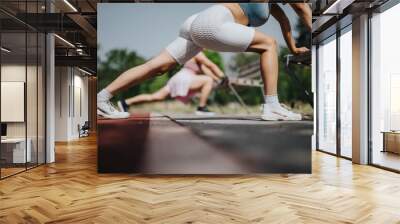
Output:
[127, 100, 313, 117]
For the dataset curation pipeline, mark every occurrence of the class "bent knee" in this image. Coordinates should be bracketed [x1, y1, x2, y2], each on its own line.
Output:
[260, 36, 278, 51]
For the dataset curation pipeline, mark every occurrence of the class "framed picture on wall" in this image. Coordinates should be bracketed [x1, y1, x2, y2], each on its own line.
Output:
[1, 81, 25, 122]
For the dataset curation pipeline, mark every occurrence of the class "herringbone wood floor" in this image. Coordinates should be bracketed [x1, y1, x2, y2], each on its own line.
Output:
[1, 135, 400, 224]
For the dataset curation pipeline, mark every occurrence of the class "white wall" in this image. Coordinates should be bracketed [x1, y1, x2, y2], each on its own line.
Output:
[55, 67, 69, 141]
[55, 67, 89, 141]
[312, 45, 317, 150]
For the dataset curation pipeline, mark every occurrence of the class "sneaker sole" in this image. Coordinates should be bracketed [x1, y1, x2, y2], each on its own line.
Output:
[285, 117, 302, 121]
[261, 115, 302, 121]
[97, 109, 129, 119]
[261, 115, 281, 121]
[261, 111, 303, 121]
[195, 111, 215, 116]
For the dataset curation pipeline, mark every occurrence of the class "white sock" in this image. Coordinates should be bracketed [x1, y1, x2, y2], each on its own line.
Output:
[98, 89, 113, 102]
[264, 95, 279, 105]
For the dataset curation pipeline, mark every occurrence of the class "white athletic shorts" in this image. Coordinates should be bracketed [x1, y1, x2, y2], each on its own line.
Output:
[166, 5, 255, 64]
[166, 68, 197, 98]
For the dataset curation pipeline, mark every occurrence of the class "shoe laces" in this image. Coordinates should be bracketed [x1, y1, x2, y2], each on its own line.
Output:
[106, 101, 119, 113]
[280, 103, 292, 111]
[262, 103, 296, 115]
[279, 103, 300, 115]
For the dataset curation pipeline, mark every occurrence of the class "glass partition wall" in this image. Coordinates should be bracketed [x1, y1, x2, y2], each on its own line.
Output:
[0, 1, 46, 179]
[370, 3, 400, 171]
[316, 25, 353, 159]
[317, 35, 337, 155]
[315, 0, 400, 172]
[339, 26, 352, 159]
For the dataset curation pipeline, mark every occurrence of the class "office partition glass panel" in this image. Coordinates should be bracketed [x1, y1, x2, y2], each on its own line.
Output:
[339, 27, 352, 158]
[318, 35, 337, 154]
[0, 0, 47, 178]
[1, 30, 28, 177]
[26, 0, 44, 169]
[27, 30, 38, 169]
[371, 3, 400, 171]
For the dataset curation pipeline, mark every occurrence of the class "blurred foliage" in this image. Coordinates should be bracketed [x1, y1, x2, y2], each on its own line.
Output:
[295, 18, 311, 48]
[204, 49, 224, 71]
[98, 18, 311, 106]
[98, 49, 171, 102]
[98, 49, 225, 103]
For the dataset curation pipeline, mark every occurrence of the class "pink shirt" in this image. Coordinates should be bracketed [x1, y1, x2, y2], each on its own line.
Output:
[183, 59, 201, 74]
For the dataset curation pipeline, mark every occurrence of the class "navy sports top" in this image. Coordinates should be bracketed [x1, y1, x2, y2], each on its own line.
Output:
[238, 3, 270, 27]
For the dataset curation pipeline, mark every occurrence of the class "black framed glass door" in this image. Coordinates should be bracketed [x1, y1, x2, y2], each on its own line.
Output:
[0, 0, 46, 179]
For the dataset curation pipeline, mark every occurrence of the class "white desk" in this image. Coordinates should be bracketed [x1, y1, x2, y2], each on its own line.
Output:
[1, 138, 31, 163]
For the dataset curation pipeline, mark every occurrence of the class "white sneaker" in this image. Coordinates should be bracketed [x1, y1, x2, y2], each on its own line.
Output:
[261, 103, 302, 121]
[279, 104, 302, 120]
[97, 100, 130, 119]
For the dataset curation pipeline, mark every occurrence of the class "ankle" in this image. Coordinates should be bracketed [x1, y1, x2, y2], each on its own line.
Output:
[98, 89, 113, 102]
[264, 94, 279, 105]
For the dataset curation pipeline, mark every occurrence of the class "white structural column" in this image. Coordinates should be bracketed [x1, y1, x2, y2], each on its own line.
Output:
[352, 14, 369, 164]
[312, 45, 317, 150]
[46, 1, 56, 163]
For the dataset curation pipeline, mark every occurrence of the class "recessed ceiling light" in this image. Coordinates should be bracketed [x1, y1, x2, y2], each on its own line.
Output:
[323, 0, 354, 15]
[1, 47, 11, 53]
[54, 34, 75, 48]
[78, 67, 92, 76]
[63, 0, 78, 12]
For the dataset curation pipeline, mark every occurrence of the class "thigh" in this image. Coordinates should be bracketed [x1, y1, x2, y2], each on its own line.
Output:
[246, 30, 277, 53]
[148, 50, 178, 71]
[188, 75, 211, 91]
[165, 37, 203, 65]
[191, 21, 255, 52]
[213, 22, 256, 52]
[190, 7, 255, 53]
[152, 86, 170, 99]
[165, 13, 203, 65]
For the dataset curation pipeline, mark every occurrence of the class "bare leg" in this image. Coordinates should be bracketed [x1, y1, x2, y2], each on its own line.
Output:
[188, 75, 214, 107]
[125, 86, 170, 105]
[290, 3, 312, 31]
[246, 30, 279, 95]
[244, 31, 302, 121]
[105, 50, 177, 95]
